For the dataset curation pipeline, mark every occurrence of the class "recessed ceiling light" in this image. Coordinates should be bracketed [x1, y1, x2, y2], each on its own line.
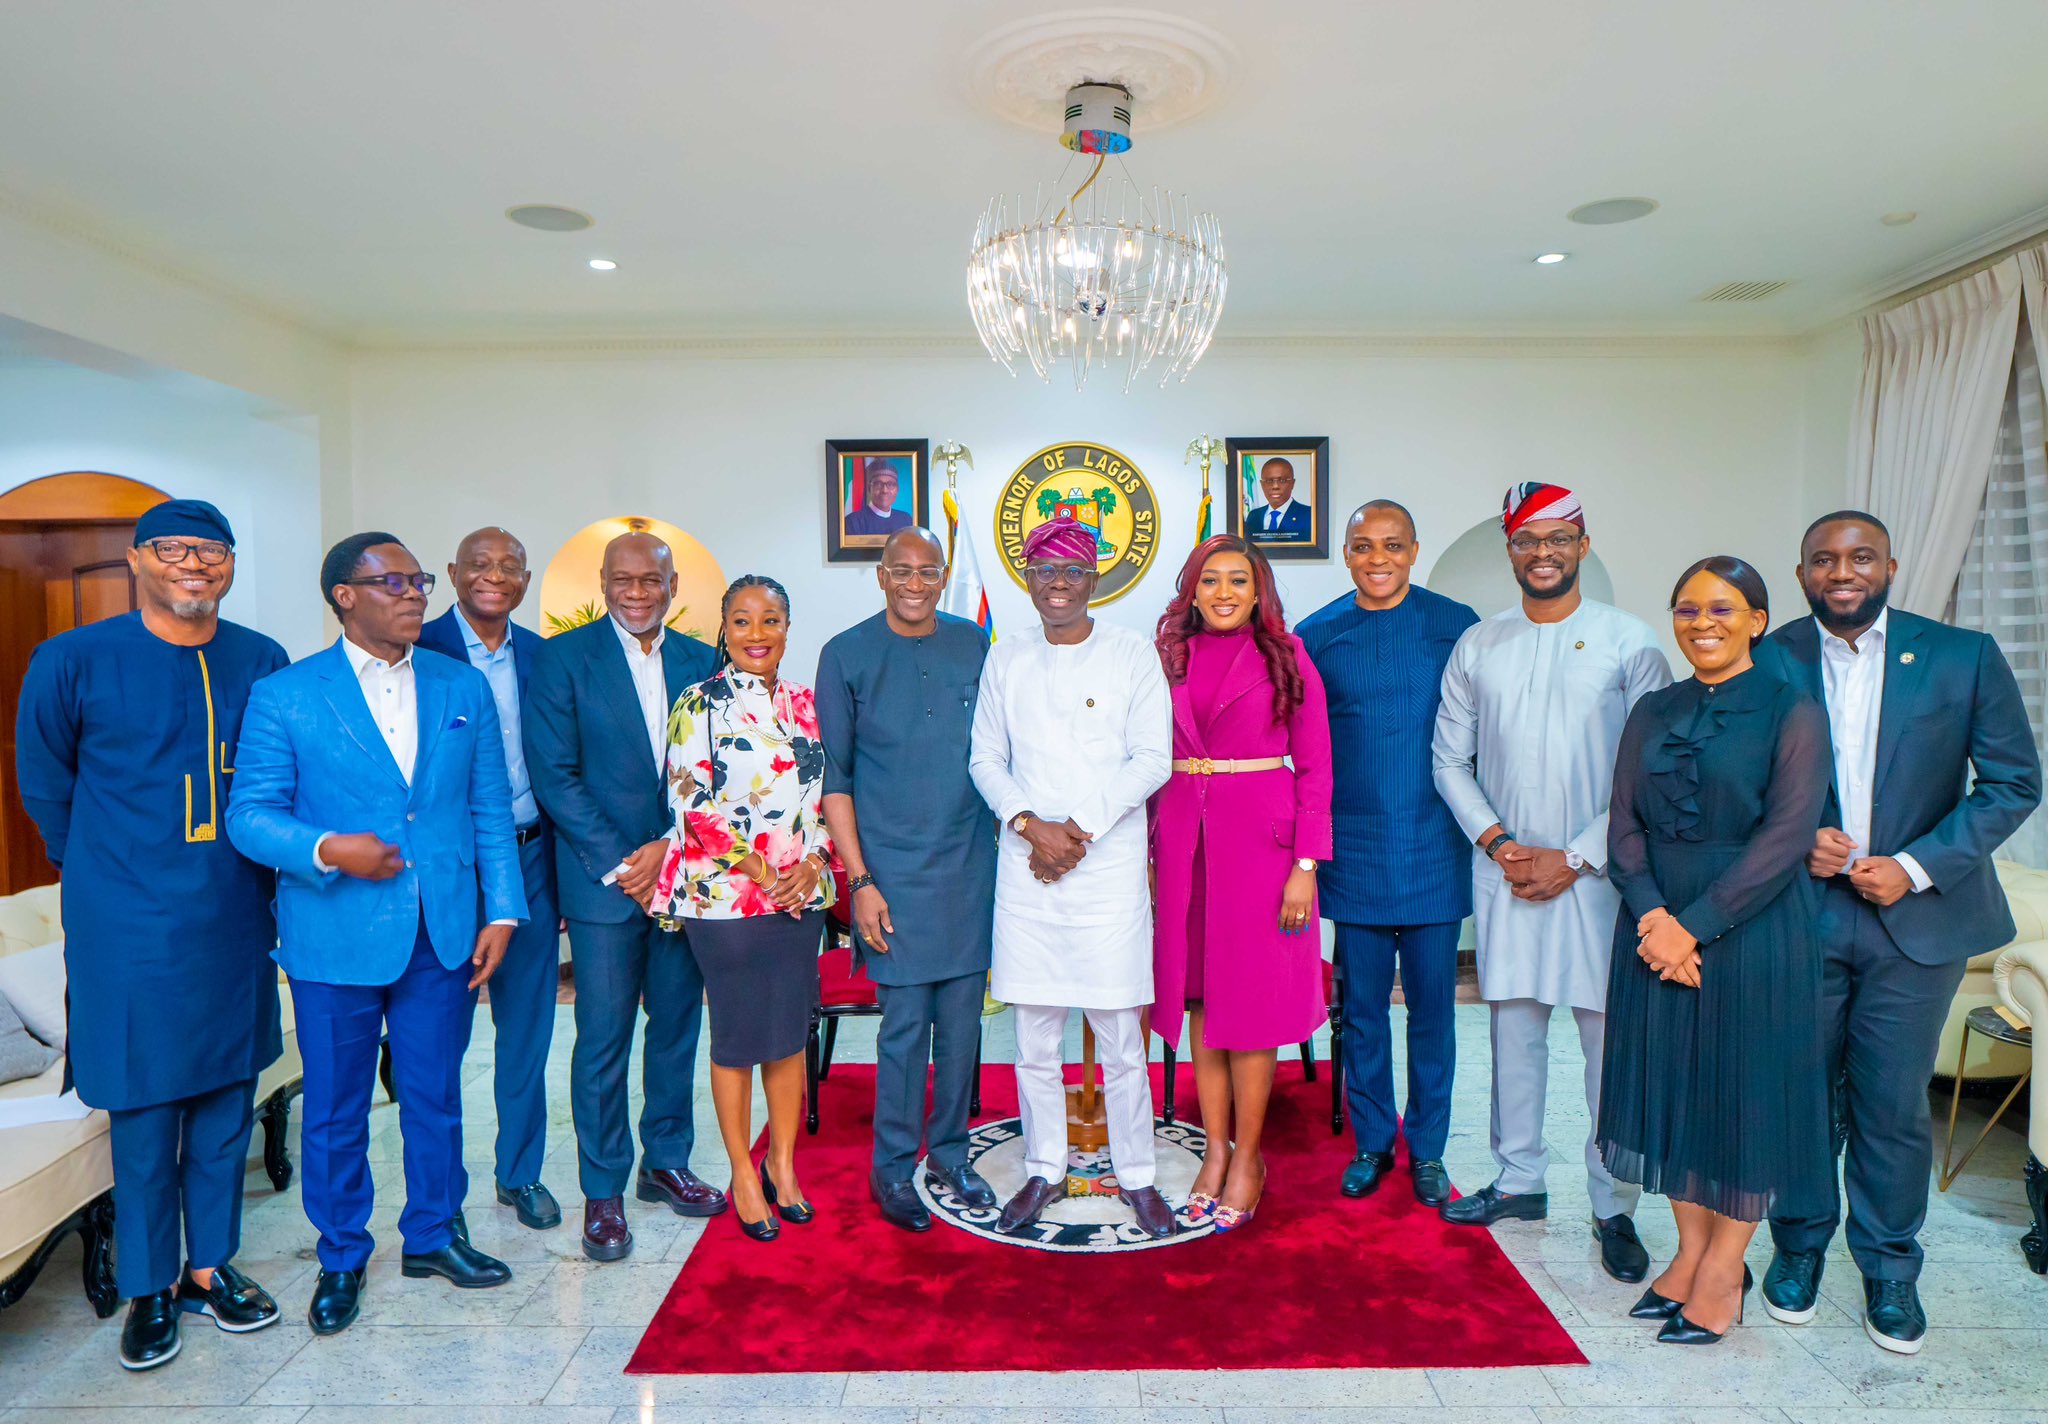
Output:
[588, 258, 618, 271]
[1881, 211, 1918, 227]
[1534, 252, 1568, 265]
[1568, 197, 1659, 226]
[506, 204, 594, 232]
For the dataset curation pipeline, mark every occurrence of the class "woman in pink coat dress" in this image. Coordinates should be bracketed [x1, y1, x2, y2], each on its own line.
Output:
[1152, 534, 1333, 1232]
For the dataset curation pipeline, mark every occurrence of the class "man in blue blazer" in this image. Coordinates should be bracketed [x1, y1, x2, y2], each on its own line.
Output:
[416, 527, 562, 1233]
[525, 530, 726, 1263]
[226, 533, 526, 1336]
[1245, 457, 1313, 543]
[1757, 511, 2041, 1356]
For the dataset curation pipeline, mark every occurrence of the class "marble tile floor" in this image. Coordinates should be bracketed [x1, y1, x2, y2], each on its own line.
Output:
[2, 1002, 2044, 1423]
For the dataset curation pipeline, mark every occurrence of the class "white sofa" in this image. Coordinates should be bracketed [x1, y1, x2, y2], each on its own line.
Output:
[0, 883, 303, 1316]
[1993, 933, 2048, 1273]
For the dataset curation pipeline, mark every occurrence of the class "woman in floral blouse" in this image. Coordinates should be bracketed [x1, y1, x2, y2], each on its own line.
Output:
[650, 574, 835, 1242]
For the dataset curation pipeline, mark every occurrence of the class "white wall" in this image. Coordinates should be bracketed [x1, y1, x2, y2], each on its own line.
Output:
[0, 362, 328, 655]
[352, 338, 1820, 679]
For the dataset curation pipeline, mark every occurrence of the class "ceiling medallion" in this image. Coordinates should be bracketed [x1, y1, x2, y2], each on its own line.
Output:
[966, 81, 1227, 392]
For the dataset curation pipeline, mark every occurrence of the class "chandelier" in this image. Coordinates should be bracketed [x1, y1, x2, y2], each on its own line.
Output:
[966, 82, 1227, 393]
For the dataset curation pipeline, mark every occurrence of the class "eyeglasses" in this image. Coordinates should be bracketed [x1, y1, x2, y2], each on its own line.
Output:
[1025, 563, 1093, 585]
[144, 538, 231, 566]
[882, 564, 945, 586]
[460, 559, 528, 580]
[1508, 532, 1582, 554]
[344, 572, 436, 597]
[1671, 602, 1752, 622]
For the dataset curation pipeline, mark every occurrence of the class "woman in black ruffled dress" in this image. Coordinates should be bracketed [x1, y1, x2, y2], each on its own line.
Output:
[1597, 555, 1830, 1345]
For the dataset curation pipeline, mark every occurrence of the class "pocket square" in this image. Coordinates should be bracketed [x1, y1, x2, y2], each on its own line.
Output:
[450, 715, 468, 728]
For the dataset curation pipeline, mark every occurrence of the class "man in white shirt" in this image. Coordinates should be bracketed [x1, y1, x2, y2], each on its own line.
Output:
[525, 532, 725, 1263]
[969, 515, 1176, 1239]
[1758, 511, 2041, 1355]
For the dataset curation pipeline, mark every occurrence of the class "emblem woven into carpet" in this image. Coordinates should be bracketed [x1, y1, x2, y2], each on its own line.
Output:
[626, 1062, 1585, 1374]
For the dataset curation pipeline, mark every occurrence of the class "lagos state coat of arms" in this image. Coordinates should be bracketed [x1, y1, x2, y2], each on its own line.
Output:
[993, 440, 1161, 607]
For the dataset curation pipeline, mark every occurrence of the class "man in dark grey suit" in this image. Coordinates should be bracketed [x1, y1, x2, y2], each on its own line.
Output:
[1758, 510, 2040, 1356]
[525, 532, 726, 1261]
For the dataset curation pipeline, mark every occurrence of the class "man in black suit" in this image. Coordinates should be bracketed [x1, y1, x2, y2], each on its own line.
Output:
[1758, 510, 2040, 1356]
[416, 527, 561, 1233]
[525, 531, 727, 1261]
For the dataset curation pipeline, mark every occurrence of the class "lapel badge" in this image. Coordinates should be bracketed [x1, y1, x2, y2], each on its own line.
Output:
[1899, 652, 1915, 665]
[1086, 697, 1096, 707]
[1574, 641, 1585, 650]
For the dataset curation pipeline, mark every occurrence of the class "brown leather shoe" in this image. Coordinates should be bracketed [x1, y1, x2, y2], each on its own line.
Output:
[1121, 1185, 1176, 1240]
[582, 1197, 633, 1261]
[996, 1175, 1066, 1235]
[635, 1168, 729, 1218]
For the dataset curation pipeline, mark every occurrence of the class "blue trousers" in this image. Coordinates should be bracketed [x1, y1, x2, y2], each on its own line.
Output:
[565, 915, 705, 1200]
[484, 833, 559, 1189]
[290, 928, 476, 1271]
[871, 971, 984, 1184]
[107, 1077, 257, 1297]
[1337, 921, 1461, 1161]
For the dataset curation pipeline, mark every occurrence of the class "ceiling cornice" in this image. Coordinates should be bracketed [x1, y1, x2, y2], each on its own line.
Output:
[1819, 200, 2048, 326]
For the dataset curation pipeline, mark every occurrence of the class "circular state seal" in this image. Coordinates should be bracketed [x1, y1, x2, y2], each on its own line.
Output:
[917, 1115, 1216, 1253]
[994, 441, 1161, 608]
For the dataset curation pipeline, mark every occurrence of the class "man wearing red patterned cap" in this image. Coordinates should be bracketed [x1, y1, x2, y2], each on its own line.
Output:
[1430, 483, 1671, 1283]
[969, 515, 1176, 1239]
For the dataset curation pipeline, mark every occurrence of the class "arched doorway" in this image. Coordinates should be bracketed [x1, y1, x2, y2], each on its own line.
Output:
[538, 515, 724, 644]
[1426, 515, 1615, 618]
[0, 472, 169, 893]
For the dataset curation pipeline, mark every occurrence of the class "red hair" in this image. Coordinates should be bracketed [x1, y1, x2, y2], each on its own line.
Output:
[1154, 534, 1303, 722]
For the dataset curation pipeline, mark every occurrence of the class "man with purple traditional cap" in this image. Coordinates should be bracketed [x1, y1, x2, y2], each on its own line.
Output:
[969, 515, 1176, 1239]
[1430, 483, 1671, 1284]
[15, 498, 289, 1370]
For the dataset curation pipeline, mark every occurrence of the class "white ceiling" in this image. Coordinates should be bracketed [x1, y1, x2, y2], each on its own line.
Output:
[2, 0, 2046, 344]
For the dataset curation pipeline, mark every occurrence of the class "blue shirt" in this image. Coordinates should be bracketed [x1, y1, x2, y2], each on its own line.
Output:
[456, 609, 539, 827]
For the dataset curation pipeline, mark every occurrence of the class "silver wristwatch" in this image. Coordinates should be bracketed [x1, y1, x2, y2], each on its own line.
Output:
[1564, 850, 1587, 873]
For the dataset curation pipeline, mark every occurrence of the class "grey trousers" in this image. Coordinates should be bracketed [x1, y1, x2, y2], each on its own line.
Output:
[1770, 881, 1967, 1281]
[1488, 997, 1639, 1219]
[871, 971, 985, 1184]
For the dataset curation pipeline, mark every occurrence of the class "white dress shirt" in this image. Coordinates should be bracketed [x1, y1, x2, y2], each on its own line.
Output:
[1818, 608, 1930, 891]
[612, 614, 669, 771]
[1261, 498, 1298, 532]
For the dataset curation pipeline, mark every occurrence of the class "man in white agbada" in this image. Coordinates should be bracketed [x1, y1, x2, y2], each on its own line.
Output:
[968, 515, 1177, 1240]
[1431, 484, 1671, 1284]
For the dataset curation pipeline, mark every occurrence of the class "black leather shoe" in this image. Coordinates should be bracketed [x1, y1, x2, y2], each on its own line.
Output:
[1657, 1307, 1737, 1345]
[1121, 1185, 1176, 1239]
[1411, 1159, 1451, 1207]
[307, 1269, 363, 1336]
[871, 1174, 932, 1232]
[449, 1210, 469, 1246]
[1762, 1246, 1826, 1324]
[1630, 1266, 1750, 1321]
[997, 1175, 1066, 1234]
[636, 1167, 729, 1217]
[1863, 1278, 1927, 1355]
[759, 1162, 814, 1224]
[1441, 1183, 1547, 1226]
[925, 1160, 998, 1209]
[119, 1289, 180, 1370]
[496, 1182, 561, 1230]
[400, 1239, 513, 1289]
[1341, 1151, 1396, 1198]
[1594, 1214, 1650, 1283]
[176, 1262, 278, 1332]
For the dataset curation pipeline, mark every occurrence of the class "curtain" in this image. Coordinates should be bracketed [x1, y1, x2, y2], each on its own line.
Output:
[1953, 294, 2048, 867]
[1850, 257, 2022, 615]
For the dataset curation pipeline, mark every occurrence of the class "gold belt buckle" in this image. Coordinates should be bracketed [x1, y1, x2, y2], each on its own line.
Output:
[1192, 757, 1215, 775]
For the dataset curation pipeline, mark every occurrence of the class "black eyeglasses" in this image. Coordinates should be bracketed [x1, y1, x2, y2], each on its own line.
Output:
[144, 538, 231, 566]
[1508, 532, 1581, 554]
[344, 572, 436, 596]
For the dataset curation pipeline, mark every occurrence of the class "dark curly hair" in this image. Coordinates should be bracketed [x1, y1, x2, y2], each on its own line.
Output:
[1153, 534, 1303, 723]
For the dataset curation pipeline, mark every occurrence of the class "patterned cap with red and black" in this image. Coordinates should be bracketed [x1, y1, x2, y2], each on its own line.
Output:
[1500, 482, 1585, 536]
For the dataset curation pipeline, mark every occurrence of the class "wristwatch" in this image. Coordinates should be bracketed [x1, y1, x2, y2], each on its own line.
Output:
[1481, 829, 1513, 860]
[1009, 811, 1033, 835]
[1294, 858, 1317, 873]
[1564, 850, 1587, 873]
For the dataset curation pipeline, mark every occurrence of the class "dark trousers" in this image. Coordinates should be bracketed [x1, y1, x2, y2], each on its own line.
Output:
[1771, 880, 1968, 1282]
[871, 971, 984, 1184]
[107, 1077, 257, 1297]
[565, 915, 704, 1200]
[290, 928, 476, 1271]
[485, 833, 559, 1188]
[1337, 921, 1461, 1161]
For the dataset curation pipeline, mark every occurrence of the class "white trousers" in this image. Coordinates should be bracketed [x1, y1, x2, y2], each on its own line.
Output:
[1012, 1004, 1156, 1190]
[1488, 998, 1639, 1220]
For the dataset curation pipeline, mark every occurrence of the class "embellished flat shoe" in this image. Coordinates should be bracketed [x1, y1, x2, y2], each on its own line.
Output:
[1184, 1190, 1219, 1224]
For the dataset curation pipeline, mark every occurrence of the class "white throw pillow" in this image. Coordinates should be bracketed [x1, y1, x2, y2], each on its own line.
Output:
[0, 940, 66, 1051]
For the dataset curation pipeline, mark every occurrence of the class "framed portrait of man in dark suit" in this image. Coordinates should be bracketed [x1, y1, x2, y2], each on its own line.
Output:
[826, 439, 930, 563]
[1225, 436, 1331, 561]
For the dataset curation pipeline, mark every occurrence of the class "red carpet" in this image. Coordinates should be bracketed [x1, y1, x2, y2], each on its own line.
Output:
[627, 1062, 1584, 1373]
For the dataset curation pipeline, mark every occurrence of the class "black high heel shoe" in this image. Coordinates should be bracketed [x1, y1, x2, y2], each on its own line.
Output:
[759, 1162, 815, 1225]
[1630, 1265, 1751, 1321]
[1656, 1270, 1751, 1344]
